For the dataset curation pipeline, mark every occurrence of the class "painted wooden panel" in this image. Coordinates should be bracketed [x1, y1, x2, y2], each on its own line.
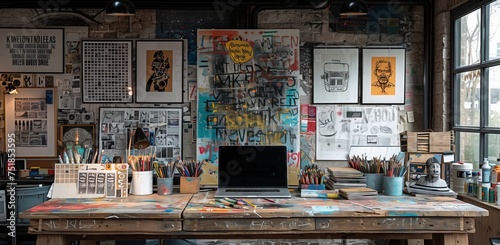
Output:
[19, 194, 192, 219]
[183, 192, 488, 219]
[196, 29, 301, 186]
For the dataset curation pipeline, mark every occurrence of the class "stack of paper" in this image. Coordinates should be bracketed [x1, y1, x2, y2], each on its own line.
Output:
[339, 187, 378, 200]
[325, 167, 366, 189]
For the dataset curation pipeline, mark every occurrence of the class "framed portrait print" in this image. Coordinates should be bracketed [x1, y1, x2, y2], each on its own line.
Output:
[313, 47, 359, 104]
[135, 40, 186, 103]
[4, 88, 57, 157]
[361, 47, 406, 104]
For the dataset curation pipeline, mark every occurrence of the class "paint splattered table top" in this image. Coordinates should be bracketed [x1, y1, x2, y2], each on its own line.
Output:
[20, 194, 193, 219]
[183, 191, 489, 219]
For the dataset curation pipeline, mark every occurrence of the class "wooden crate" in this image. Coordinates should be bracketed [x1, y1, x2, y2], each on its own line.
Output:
[400, 131, 454, 153]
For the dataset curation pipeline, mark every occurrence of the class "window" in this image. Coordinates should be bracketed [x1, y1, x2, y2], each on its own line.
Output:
[453, 0, 500, 169]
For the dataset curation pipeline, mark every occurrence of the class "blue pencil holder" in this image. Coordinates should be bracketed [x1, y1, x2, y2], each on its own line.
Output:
[383, 176, 404, 196]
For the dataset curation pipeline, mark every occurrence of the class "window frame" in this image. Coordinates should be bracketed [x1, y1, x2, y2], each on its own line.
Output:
[452, 0, 500, 164]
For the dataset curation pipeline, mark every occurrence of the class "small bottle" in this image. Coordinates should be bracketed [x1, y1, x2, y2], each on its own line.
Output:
[475, 172, 482, 197]
[492, 154, 500, 189]
[489, 186, 495, 203]
[464, 172, 472, 195]
[482, 182, 491, 202]
[482, 158, 491, 183]
[469, 172, 477, 196]
[496, 184, 500, 205]
[477, 172, 483, 200]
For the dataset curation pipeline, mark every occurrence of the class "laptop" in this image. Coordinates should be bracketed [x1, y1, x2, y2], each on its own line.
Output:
[214, 145, 292, 198]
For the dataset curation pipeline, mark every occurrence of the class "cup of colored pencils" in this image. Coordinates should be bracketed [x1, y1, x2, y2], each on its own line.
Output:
[154, 161, 176, 195]
[299, 164, 326, 190]
[177, 159, 207, 194]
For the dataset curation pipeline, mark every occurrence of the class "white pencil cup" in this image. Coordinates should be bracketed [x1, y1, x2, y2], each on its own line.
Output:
[131, 171, 153, 195]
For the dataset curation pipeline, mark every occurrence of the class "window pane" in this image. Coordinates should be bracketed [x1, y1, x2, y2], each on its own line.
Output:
[488, 65, 500, 126]
[459, 132, 480, 170]
[487, 134, 500, 162]
[456, 9, 481, 67]
[457, 70, 481, 126]
[487, 0, 500, 61]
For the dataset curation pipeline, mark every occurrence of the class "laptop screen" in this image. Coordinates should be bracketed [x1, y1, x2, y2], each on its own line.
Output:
[218, 145, 288, 188]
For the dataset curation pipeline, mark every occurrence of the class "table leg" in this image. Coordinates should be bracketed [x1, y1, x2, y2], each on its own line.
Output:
[36, 235, 70, 245]
[432, 233, 469, 245]
[407, 239, 425, 245]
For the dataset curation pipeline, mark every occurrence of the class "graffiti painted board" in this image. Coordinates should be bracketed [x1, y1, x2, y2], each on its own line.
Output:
[197, 29, 301, 186]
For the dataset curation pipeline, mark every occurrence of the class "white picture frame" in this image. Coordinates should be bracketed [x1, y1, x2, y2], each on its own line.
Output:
[81, 40, 133, 103]
[0, 28, 64, 73]
[4, 88, 58, 157]
[135, 40, 185, 103]
[361, 47, 406, 104]
[313, 47, 360, 104]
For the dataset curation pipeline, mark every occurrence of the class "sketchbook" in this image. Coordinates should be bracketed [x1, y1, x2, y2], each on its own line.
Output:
[339, 187, 378, 200]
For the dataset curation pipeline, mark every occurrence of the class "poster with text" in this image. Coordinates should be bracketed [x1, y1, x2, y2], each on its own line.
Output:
[0, 28, 64, 73]
[197, 29, 301, 186]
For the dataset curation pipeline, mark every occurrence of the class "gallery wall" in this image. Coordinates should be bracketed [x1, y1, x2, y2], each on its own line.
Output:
[0, 4, 428, 169]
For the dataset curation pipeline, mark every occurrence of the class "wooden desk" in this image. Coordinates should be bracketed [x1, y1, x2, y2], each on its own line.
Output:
[457, 194, 500, 244]
[20, 192, 488, 245]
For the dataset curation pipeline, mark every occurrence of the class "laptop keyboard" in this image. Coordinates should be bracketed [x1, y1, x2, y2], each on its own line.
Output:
[226, 189, 280, 192]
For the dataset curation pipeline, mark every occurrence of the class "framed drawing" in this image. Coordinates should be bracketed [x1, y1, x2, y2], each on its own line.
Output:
[4, 88, 57, 157]
[59, 124, 95, 149]
[361, 47, 406, 104]
[99, 107, 182, 163]
[135, 40, 185, 103]
[0, 28, 64, 73]
[312, 47, 360, 104]
[82, 40, 133, 103]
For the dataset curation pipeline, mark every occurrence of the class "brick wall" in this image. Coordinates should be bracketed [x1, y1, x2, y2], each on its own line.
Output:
[0, 4, 448, 166]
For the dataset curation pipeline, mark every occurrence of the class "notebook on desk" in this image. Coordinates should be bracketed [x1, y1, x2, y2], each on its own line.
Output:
[214, 145, 292, 198]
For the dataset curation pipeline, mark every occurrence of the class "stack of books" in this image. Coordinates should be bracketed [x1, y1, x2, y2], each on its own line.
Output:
[300, 189, 339, 198]
[339, 187, 378, 200]
[325, 167, 366, 190]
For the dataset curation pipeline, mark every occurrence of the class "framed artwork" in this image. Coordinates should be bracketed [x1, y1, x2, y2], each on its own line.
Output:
[4, 88, 57, 157]
[361, 47, 406, 104]
[0, 28, 64, 73]
[59, 124, 95, 149]
[196, 29, 301, 187]
[135, 40, 185, 103]
[315, 105, 399, 160]
[99, 107, 182, 163]
[312, 47, 360, 104]
[81, 40, 133, 103]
